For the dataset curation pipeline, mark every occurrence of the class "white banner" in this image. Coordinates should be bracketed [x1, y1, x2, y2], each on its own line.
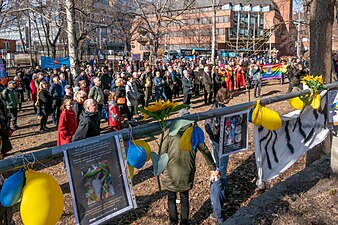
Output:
[255, 92, 329, 183]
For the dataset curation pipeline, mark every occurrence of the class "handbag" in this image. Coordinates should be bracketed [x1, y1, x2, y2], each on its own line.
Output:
[117, 97, 126, 105]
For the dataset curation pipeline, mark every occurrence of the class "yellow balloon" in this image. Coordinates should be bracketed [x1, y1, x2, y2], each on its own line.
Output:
[133, 140, 151, 161]
[128, 165, 134, 178]
[20, 170, 64, 225]
[289, 97, 306, 110]
[252, 99, 262, 126]
[311, 92, 321, 109]
[179, 126, 193, 151]
[260, 107, 282, 130]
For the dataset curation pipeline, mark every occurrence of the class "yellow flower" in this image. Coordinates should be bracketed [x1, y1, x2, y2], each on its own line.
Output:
[301, 75, 313, 84]
[145, 101, 166, 113]
[313, 75, 324, 84]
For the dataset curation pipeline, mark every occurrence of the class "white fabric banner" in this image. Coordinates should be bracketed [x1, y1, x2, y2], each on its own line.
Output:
[254, 92, 329, 183]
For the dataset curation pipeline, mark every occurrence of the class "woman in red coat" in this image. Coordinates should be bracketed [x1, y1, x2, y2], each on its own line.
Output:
[235, 64, 246, 90]
[108, 92, 122, 131]
[30, 73, 38, 114]
[57, 99, 78, 146]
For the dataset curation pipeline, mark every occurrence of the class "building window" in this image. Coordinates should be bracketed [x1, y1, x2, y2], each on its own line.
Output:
[216, 28, 224, 35]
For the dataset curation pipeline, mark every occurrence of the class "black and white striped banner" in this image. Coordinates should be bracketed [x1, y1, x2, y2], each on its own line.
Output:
[254, 92, 329, 183]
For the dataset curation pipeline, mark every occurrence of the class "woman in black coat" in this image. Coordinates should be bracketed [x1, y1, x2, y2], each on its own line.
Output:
[0, 115, 12, 159]
[38, 81, 53, 133]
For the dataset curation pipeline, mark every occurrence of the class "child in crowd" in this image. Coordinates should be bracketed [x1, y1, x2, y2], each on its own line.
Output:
[107, 92, 122, 131]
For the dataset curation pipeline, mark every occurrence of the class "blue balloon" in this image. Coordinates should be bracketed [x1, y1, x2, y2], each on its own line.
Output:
[191, 125, 205, 150]
[1, 169, 25, 207]
[127, 145, 147, 169]
[248, 108, 253, 123]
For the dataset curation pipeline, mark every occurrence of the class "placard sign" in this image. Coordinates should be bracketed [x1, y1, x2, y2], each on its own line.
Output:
[219, 110, 248, 157]
[327, 89, 338, 125]
[64, 135, 136, 225]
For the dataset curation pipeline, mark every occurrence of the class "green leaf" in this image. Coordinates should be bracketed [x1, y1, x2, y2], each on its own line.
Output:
[171, 104, 188, 113]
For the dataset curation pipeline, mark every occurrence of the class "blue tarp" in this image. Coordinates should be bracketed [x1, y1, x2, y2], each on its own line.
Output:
[40, 56, 70, 69]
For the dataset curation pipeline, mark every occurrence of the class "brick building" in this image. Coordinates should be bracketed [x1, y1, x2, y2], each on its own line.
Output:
[131, 0, 295, 58]
[0, 39, 16, 55]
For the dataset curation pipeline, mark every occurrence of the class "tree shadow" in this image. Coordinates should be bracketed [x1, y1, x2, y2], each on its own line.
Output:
[132, 166, 154, 186]
[105, 191, 167, 224]
[11, 140, 57, 153]
[261, 90, 281, 97]
[191, 154, 257, 224]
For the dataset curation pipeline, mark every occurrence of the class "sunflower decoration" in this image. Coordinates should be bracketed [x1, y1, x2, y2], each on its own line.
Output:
[139, 100, 186, 120]
[289, 75, 326, 110]
[138, 100, 187, 191]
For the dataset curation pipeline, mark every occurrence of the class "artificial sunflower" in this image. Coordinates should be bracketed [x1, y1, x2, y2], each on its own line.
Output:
[292, 75, 326, 110]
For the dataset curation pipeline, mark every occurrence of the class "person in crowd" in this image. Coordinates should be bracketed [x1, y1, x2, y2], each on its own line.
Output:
[288, 62, 307, 92]
[72, 99, 100, 141]
[225, 64, 234, 93]
[30, 73, 38, 114]
[281, 60, 288, 85]
[134, 72, 145, 107]
[164, 71, 173, 102]
[0, 94, 10, 129]
[0, 111, 12, 159]
[140, 66, 153, 106]
[235, 63, 246, 90]
[125, 75, 138, 122]
[154, 71, 167, 101]
[169, 66, 180, 98]
[88, 77, 104, 125]
[37, 81, 53, 133]
[63, 85, 73, 100]
[193, 67, 200, 96]
[182, 70, 193, 105]
[115, 77, 131, 122]
[2, 81, 19, 130]
[59, 73, 68, 97]
[100, 67, 112, 91]
[205, 88, 232, 224]
[22, 68, 33, 100]
[203, 66, 213, 105]
[73, 90, 87, 123]
[107, 92, 122, 131]
[49, 76, 63, 126]
[50, 68, 59, 86]
[78, 79, 89, 94]
[161, 109, 218, 225]
[76, 70, 90, 88]
[57, 99, 78, 146]
[213, 67, 222, 100]
[13, 75, 24, 112]
[252, 64, 262, 98]
[60, 64, 73, 87]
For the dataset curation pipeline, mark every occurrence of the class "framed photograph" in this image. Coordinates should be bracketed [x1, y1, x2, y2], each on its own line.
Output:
[64, 135, 136, 225]
[219, 110, 248, 157]
[327, 89, 338, 126]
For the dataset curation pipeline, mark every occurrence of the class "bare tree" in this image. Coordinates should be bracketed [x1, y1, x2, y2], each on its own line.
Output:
[132, 0, 196, 58]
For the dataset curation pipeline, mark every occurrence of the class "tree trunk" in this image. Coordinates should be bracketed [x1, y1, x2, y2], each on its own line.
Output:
[16, 16, 27, 53]
[307, 0, 336, 166]
[66, 0, 78, 79]
[211, 0, 216, 64]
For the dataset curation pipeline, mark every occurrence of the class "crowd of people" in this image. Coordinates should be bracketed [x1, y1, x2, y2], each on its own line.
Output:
[0, 54, 313, 224]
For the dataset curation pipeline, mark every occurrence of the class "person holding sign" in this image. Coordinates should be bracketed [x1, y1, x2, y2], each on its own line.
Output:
[205, 88, 232, 224]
